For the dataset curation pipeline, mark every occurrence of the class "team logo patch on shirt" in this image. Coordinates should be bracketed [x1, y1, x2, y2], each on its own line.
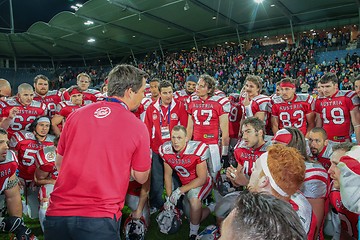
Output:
[45, 152, 55, 161]
[171, 113, 178, 120]
[94, 107, 111, 119]
[153, 113, 158, 120]
[203, 134, 214, 139]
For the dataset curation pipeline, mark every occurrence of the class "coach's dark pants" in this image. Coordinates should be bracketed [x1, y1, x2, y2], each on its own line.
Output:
[149, 152, 181, 209]
[44, 215, 121, 240]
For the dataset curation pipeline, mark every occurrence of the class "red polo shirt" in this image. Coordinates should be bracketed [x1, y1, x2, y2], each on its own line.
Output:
[46, 100, 151, 220]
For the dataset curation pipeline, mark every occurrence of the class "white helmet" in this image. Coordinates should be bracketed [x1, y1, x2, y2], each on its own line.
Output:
[124, 216, 146, 240]
[196, 225, 220, 240]
[156, 208, 182, 234]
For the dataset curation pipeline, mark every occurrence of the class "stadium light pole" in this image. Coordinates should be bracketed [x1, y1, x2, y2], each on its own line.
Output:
[130, 49, 137, 66]
[289, 19, 295, 44]
[193, 34, 199, 54]
[9, 0, 14, 33]
[236, 27, 243, 53]
[159, 41, 165, 60]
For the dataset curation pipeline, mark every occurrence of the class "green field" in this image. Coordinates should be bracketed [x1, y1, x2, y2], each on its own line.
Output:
[0, 206, 217, 240]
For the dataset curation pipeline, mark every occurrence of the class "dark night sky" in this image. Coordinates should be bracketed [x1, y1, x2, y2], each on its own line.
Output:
[0, 0, 88, 33]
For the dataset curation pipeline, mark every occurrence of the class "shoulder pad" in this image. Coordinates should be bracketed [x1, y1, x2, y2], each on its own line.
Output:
[295, 94, 310, 102]
[184, 141, 202, 155]
[322, 141, 338, 158]
[5, 99, 19, 106]
[45, 134, 55, 143]
[272, 95, 284, 104]
[0, 101, 7, 108]
[85, 89, 100, 94]
[19, 130, 36, 141]
[260, 141, 272, 151]
[0, 150, 17, 165]
[335, 90, 349, 97]
[30, 100, 42, 107]
[234, 140, 247, 149]
[42, 146, 57, 162]
[161, 141, 175, 155]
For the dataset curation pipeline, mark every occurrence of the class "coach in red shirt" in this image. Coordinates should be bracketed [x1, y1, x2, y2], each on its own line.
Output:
[44, 64, 152, 240]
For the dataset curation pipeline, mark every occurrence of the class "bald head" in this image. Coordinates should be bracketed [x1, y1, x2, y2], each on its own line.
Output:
[0, 79, 11, 99]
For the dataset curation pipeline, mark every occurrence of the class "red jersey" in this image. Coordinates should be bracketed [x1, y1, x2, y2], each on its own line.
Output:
[173, 89, 191, 105]
[33, 90, 62, 118]
[310, 140, 338, 170]
[329, 181, 358, 239]
[159, 140, 210, 185]
[0, 98, 46, 138]
[315, 90, 359, 142]
[271, 94, 314, 136]
[35, 145, 58, 181]
[214, 89, 226, 97]
[0, 150, 18, 194]
[290, 191, 317, 240]
[9, 130, 54, 181]
[56, 101, 85, 118]
[144, 99, 188, 153]
[187, 95, 230, 144]
[63, 88, 102, 103]
[133, 97, 152, 121]
[301, 162, 329, 199]
[228, 93, 243, 139]
[233, 140, 271, 178]
[241, 94, 270, 118]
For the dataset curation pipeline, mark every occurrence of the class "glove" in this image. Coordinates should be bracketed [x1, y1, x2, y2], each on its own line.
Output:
[221, 155, 230, 168]
[164, 197, 175, 211]
[169, 188, 183, 206]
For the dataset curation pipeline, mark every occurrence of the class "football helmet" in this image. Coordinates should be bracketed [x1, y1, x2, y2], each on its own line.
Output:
[196, 225, 220, 240]
[123, 216, 146, 240]
[156, 208, 182, 234]
[216, 173, 236, 196]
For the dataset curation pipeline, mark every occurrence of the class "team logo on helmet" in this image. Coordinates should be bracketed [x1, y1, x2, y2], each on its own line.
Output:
[94, 107, 111, 119]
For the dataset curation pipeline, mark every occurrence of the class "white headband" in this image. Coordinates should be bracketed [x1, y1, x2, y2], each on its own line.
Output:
[259, 152, 289, 197]
[37, 117, 50, 124]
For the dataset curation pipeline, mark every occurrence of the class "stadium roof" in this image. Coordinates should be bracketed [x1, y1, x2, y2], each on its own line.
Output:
[0, 0, 358, 59]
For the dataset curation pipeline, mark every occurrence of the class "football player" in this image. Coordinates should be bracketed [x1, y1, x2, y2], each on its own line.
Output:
[34, 137, 59, 231]
[159, 126, 212, 240]
[315, 73, 360, 143]
[186, 74, 230, 180]
[328, 142, 359, 239]
[62, 73, 102, 103]
[228, 117, 271, 187]
[271, 78, 315, 136]
[51, 85, 89, 136]
[33, 75, 62, 118]
[173, 75, 198, 104]
[308, 127, 338, 170]
[0, 83, 46, 138]
[9, 116, 55, 219]
[0, 128, 37, 239]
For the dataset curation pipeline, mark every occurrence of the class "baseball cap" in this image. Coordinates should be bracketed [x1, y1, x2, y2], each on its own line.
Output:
[186, 75, 198, 83]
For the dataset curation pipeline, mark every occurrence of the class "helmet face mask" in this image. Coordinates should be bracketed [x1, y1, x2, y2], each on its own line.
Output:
[156, 208, 182, 234]
[124, 217, 146, 240]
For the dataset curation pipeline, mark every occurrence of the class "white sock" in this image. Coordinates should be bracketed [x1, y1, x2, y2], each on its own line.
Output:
[39, 202, 48, 232]
[189, 223, 200, 236]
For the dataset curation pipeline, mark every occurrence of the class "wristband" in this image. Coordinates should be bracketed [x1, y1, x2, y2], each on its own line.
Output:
[222, 146, 229, 156]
